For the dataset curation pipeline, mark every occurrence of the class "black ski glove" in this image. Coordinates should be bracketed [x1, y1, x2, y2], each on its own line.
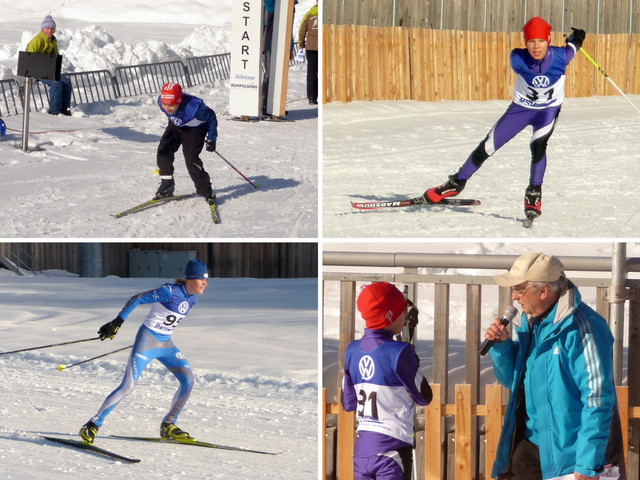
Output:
[566, 27, 586, 50]
[98, 317, 124, 340]
[205, 140, 216, 152]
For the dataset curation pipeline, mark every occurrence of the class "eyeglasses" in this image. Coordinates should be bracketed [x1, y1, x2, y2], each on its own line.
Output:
[512, 284, 533, 298]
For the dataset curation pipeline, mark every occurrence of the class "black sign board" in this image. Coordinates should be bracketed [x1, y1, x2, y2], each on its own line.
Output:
[17, 51, 62, 81]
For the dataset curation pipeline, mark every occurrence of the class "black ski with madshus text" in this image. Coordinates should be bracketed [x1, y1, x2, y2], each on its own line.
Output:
[351, 196, 481, 210]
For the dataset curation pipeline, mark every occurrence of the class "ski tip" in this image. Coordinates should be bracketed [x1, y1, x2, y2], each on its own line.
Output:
[58, 364, 65, 371]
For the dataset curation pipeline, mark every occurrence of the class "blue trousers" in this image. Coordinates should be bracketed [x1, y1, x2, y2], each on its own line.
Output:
[91, 326, 195, 428]
[40, 75, 72, 115]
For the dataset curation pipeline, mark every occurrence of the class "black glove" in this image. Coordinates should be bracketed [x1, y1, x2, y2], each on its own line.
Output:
[566, 27, 586, 50]
[98, 317, 124, 340]
[406, 298, 419, 329]
[205, 140, 216, 152]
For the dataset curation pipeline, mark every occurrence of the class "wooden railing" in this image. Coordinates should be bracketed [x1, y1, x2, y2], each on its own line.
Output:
[323, 26, 640, 103]
[323, 384, 637, 480]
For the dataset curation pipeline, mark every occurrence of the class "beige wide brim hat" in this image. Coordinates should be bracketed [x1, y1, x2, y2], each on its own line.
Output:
[494, 252, 564, 287]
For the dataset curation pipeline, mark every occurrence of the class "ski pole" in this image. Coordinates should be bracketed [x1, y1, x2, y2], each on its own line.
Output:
[215, 151, 260, 189]
[565, 35, 640, 115]
[58, 344, 133, 371]
[0, 336, 101, 356]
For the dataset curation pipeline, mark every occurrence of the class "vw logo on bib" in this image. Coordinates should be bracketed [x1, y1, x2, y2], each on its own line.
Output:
[359, 355, 375, 380]
[170, 117, 183, 126]
[178, 301, 190, 314]
[532, 75, 550, 88]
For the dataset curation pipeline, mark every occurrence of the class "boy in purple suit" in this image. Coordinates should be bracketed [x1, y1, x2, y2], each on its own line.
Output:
[423, 18, 585, 220]
[342, 282, 432, 480]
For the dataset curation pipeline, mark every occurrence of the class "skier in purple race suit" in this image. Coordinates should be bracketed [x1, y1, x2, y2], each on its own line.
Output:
[342, 282, 432, 480]
[422, 18, 586, 220]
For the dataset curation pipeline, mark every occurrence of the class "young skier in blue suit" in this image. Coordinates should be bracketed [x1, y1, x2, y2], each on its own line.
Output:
[342, 282, 432, 480]
[154, 82, 218, 204]
[79, 259, 209, 444]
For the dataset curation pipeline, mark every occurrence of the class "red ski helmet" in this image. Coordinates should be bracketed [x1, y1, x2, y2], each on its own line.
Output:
[523, 17, 552, 44]
[161, 82, 183, 106]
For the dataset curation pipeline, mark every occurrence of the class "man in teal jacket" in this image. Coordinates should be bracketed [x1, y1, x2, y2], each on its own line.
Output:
[484, 252, 626, 480]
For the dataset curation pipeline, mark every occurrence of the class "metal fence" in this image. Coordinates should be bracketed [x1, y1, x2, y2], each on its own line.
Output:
[0, 42, 305, 117]
[0, 53, 231, 117]
[186, 54, 232, 85]
[115, 60, 190, 97]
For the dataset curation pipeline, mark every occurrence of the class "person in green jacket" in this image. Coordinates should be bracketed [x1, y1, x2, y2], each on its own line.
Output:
[298, 1, 318, 105]
[26, 16, 72, 116]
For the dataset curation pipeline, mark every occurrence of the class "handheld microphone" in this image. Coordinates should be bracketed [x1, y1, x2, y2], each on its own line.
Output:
[479, 305, 518, 356]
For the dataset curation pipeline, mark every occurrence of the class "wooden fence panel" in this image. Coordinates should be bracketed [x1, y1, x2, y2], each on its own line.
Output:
[600, 0, 633, 34]
[324, 26, 638, 103]
[629, 34, 640, 93]
[325, 0, 639, 32]
[565, 34, 595, 98]
[442, 0, 486, 31]
[485, 0, 526, 33]
[327, 384, 635, 480]
[0, 243, 317, 278]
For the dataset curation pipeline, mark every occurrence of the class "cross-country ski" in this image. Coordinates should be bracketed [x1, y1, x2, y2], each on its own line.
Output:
[112, 194, 197, 218]
[111, 435, 280, 455]
[352, 197, 481, 210]
[42, 436, 141, 463]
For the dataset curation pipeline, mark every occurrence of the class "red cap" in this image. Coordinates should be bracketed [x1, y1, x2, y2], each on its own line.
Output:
[357, 282, 407, 330]
[523, 17, 552, 44]
[161, 82, 183, 106]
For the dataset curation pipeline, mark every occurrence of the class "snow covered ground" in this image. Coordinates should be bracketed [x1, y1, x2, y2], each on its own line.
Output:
[323, 96, 640, 238]
[0, 271, 317, 479]
[0, 0, 318, 238]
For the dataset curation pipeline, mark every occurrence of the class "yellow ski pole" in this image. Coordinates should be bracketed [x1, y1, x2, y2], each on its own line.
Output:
[569, 37, 640, 115]
[58, 344, 133, 371]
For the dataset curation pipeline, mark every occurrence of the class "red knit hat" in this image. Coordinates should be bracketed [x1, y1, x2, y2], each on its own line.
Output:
[523, 17, 552, 44]
[161, 82, 183, 105]
[357, 282, 407, 330]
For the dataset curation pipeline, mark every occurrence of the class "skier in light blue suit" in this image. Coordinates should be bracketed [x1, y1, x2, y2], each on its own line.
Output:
[484, 253, 626, 480]
[79, 259, 209, 445]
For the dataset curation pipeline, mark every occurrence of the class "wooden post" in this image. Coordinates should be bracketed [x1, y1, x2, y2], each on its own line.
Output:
[337, 281, 356, 480]
[425, 383, 442, 480]
[628, 287, 640, 476]
[617, 385, 628, 470]
[485, 384, 503, 480]
[455, 384, 472, 480]
[337, 389, 355, 480]
[322, 388, 327, 480]
[434, 283, 450, 401]
[465, 285, 481, 479]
